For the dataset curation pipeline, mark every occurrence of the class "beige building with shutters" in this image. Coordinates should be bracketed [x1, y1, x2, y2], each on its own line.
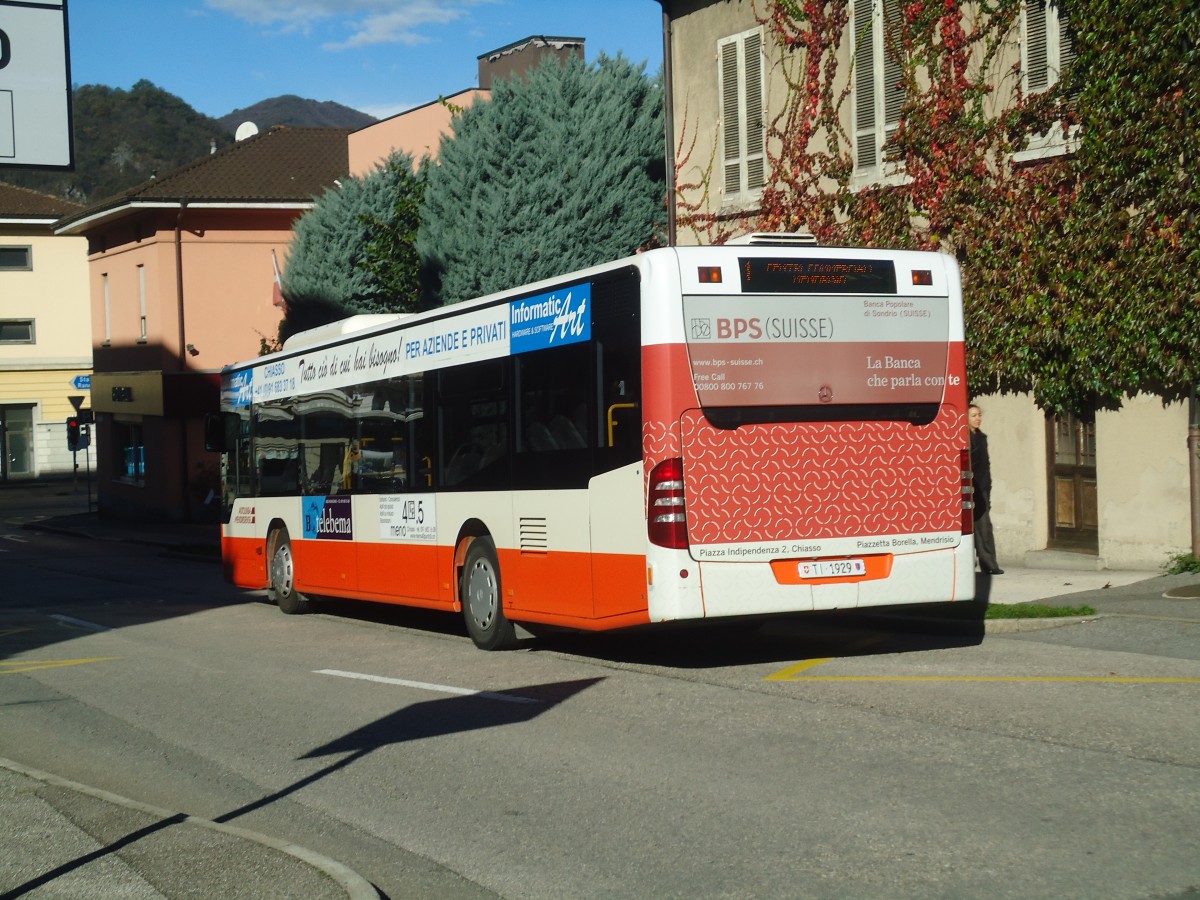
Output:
[657, 0, 1191, 570]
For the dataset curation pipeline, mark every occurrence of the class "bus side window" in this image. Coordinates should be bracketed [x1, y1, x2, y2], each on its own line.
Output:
[599, 347, 641, 466]
[438, 360, 509, 490]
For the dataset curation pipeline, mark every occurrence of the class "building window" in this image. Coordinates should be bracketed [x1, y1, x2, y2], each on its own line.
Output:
[137, 265, 147, 342]
[114, 419, 145, 483]
[1015, 0, 1078, 161]
[853, 0, 905, 178]
[1023, 0, 1074, 94]
[0, 246, 32, 270]
[717, 27, 766, 205]
[103, 273, 112, 345]
[0, 319, 35, 343]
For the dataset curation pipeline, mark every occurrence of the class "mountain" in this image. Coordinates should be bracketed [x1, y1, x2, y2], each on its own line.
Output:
[0, 82, 374, 205]
[219, 95, 376, 133]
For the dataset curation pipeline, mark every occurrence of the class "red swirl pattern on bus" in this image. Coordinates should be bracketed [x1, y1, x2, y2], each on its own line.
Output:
[679, 406, 964, 543]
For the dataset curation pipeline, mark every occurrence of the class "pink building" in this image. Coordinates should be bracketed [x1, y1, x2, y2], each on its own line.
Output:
[55, 127, 349, 521]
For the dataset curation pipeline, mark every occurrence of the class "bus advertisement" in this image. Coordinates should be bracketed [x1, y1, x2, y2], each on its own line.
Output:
[209, 238, 975, 649]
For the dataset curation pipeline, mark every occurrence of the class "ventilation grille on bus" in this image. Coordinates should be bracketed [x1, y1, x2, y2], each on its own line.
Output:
[726, 232, 818, 246]
[519, 517, 548, 554]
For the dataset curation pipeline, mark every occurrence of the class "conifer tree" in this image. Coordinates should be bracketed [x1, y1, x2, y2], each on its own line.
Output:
[419, 54, 666, 306]
[281, 152, 423, 339]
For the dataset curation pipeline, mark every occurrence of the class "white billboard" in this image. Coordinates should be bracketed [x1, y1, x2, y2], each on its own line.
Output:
[0, 1, 73, 169]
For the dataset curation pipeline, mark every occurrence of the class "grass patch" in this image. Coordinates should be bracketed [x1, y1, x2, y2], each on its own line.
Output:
[1163, 553, 1200, 575]
[985, 603, 1095, 619]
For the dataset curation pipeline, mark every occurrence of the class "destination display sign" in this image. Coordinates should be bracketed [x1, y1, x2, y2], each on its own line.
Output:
[739, 257, 897, 295]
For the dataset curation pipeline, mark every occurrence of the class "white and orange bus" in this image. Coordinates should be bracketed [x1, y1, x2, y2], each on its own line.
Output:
[209, 236, 975, 649]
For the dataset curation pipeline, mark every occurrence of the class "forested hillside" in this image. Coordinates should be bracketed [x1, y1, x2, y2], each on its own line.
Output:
[219, 95, 374, 133]
[2, 81, 372, 205]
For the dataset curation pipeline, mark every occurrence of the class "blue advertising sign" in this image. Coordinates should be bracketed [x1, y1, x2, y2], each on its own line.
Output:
[303, 494, 353, 541]
[509, 283, 591, 354]
[70, 375, 91, 390]
[230, 370, 254, 408]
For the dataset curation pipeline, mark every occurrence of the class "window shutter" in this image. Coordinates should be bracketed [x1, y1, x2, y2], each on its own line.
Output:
[882, 0, 904, 141]
[854, 0, 877, 169]
[720, 40, 742, 196]
[1026, 0, 1049, 91]
[744, 31, 765, 190]
[1057, 2, 1077, 93]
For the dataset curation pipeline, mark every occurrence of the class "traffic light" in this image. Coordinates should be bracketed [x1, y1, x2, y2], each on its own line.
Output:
[66, 416, 81, 451]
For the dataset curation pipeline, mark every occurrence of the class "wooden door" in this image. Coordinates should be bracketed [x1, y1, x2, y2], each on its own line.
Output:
[1047, 412, 1098, 551]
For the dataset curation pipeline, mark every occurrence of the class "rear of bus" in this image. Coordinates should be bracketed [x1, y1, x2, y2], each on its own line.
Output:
[639, 241, 974, 623]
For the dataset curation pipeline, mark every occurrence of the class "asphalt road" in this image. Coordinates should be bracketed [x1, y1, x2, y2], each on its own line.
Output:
[2, 483, 1199, 899]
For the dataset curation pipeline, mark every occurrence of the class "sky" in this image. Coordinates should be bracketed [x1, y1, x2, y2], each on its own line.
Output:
[65, 0, 666, 121]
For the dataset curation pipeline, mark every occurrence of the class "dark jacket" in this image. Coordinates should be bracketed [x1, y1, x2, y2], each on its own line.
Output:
[970, 429, 991, 518]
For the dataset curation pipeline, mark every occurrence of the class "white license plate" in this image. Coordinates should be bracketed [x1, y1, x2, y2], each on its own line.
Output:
[797, 558, 866, 579]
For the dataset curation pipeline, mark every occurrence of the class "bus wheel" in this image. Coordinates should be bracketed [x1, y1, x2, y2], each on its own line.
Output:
[461, 536, 516, 650]
[268, 527, 311, 615]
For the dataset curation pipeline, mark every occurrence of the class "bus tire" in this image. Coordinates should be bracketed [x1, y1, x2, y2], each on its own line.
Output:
[267, 527, 311, 615]
[461, 536, 517, 650]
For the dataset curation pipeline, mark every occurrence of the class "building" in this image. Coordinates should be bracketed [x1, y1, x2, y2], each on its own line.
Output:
[54, 127, 350, 521]
[0, 182, 89, 482]
[657, 0, 1191, 570]
[348, 35, 584, 176]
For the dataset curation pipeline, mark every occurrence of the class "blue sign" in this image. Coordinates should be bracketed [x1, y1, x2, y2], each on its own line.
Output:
[509, 283, 591, 354]
[229, 370, 254, 408]
[71, 375, 91, 390]
[303, 495, 353, 541]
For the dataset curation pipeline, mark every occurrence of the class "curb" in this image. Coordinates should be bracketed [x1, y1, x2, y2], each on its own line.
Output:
[850, 608, 1104, 636]
[982, 613, 1102, 633]
[0, 756, 379, 900]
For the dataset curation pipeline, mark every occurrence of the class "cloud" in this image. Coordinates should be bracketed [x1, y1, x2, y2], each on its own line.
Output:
[205, 0, 497, 47]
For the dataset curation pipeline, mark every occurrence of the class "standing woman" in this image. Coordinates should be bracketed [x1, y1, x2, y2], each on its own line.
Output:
[968, 404, 1004, 575]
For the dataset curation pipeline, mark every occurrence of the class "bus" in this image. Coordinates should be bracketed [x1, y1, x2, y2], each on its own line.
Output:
[208, 236, 975, 650]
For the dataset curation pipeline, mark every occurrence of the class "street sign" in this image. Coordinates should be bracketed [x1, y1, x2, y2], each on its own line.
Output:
[0, 0, 73, 169]
[70, 374, 91, 390]
[68, 394, 84, 412]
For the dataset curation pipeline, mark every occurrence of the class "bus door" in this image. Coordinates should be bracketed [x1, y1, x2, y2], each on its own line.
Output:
[510, 345, 594, 619]
[356, 374, 442, 603]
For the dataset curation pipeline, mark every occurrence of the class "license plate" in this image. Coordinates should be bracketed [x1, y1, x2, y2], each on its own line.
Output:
[797, 558, 866, 579]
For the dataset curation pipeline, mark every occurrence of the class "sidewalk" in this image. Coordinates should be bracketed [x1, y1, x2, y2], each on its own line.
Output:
[0, 757, 377, 900]
[1, 481, 377, 900]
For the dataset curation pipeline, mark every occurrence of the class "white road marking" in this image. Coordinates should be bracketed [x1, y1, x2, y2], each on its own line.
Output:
[315, 668, 539, 704]
[49, 614, 111, 632]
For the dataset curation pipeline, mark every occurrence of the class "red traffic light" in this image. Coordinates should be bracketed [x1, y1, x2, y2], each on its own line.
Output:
[66, 416, 81, 451]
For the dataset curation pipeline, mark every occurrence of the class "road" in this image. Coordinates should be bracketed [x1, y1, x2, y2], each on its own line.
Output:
[2, 496, 1199, 899]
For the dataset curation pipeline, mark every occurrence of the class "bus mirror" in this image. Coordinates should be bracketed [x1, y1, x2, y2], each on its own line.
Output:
[204, 412, 240, 452]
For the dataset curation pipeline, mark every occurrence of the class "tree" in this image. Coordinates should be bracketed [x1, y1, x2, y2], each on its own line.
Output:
[281, 151, 423, 340]
[419, 54, 666, 306]
[696, 0, 1197, 413]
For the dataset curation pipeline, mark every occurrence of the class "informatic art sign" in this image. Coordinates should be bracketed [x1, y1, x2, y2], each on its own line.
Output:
[0, 0, 73, 169]
[229, 283, 594, 407]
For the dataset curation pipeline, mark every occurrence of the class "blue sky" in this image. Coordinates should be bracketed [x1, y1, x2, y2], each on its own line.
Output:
[66, 0, 666, 120]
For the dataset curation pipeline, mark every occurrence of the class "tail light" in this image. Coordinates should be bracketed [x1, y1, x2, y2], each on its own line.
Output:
[960, 448, 975, 535]
[648, 457, 689, 549]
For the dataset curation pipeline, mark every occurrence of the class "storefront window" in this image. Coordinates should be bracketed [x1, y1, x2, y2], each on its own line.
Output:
[113, 419, 145, 483]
